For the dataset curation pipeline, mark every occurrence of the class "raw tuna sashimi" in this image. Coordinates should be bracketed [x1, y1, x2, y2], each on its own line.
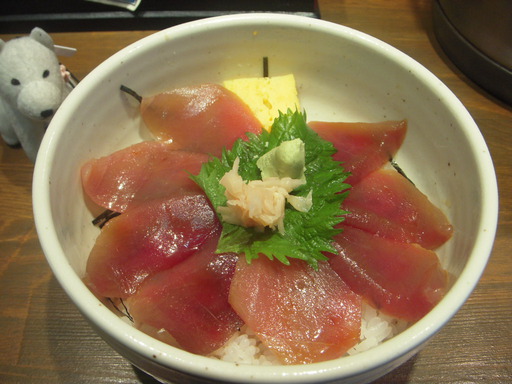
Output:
[308, 120, 407, 184]
[81, 141, 208, 213]
[140, 84, 263, 157]
[342, 168, 453, 249]
[81, 79, 454, 364]
[84, 193, 221, 299]
[228, 256, 362, 364]
[126, 239, 243, 355]
[328, 225, 448, 322]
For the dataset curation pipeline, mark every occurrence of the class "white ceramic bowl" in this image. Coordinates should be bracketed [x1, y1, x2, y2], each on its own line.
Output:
[33, 13, 498, 384]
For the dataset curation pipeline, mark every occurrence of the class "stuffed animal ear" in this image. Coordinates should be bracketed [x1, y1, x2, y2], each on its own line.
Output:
[30, 27, 55, 51]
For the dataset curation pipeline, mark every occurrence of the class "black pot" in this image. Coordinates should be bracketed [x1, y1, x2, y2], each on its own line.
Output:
[433, 0, 512, 105]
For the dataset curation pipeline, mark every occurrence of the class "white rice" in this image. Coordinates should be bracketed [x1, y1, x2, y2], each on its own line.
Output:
[346, 303, 409, 356]
[210, 326, 280, 365]
[210, 303, 409, 365]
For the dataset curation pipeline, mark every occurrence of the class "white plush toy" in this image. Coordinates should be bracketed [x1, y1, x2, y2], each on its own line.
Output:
[0, 27, 74, 162]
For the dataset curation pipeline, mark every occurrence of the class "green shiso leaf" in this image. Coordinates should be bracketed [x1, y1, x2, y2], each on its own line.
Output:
[191, 109, 350, 269]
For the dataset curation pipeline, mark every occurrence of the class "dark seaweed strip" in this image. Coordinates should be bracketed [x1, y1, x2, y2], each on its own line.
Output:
[120, 84, 142, 103]
[390, 158, 415, 186]
[92, 209, 121, 228]
[108, 298, 134, 322]
[263, 56, 269, 78]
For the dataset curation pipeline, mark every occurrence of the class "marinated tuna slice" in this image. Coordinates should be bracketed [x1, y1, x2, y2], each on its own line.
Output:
[140, 84, 262, 156]
[308, 120, 407, 184]
[229, 257, 362, 365]
[81, 141, 208, 213]
[329, 225, 448, 322]
[84, 193, 221, 299]
[126, 240, 243, 356]
[342, 168, 453, 249]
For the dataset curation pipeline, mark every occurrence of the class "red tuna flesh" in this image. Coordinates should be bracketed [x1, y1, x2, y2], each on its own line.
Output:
[342, 168, 453, 249]
[126, 240, 243, 356]
[84, 193, 221, 299]
[140, 84, 262, 157]
[229, 256, 362, 365]
[81, 141, 208, 213]
[308, 120, 407, 184]
[329, 225, 449, 322]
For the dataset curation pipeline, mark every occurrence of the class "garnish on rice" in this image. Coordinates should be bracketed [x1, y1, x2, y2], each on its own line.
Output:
[191, 109, 350, 269]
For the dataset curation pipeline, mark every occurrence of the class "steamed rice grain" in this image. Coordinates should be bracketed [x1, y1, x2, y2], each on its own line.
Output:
[210, 303, 409, 365]
[210, 326, 280, 365]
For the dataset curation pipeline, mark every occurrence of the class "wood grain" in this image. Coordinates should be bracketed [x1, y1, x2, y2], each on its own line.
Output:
[1, 1, 511, 382]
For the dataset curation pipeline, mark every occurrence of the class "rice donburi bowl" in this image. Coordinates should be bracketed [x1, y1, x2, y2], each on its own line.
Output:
[33, 13, 498, 384]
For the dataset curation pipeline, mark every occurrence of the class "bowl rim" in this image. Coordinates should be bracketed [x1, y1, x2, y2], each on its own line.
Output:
[32, 12, 499, 383]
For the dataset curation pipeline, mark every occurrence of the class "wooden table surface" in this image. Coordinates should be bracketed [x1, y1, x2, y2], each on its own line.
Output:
[1, 1, 511, 383]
